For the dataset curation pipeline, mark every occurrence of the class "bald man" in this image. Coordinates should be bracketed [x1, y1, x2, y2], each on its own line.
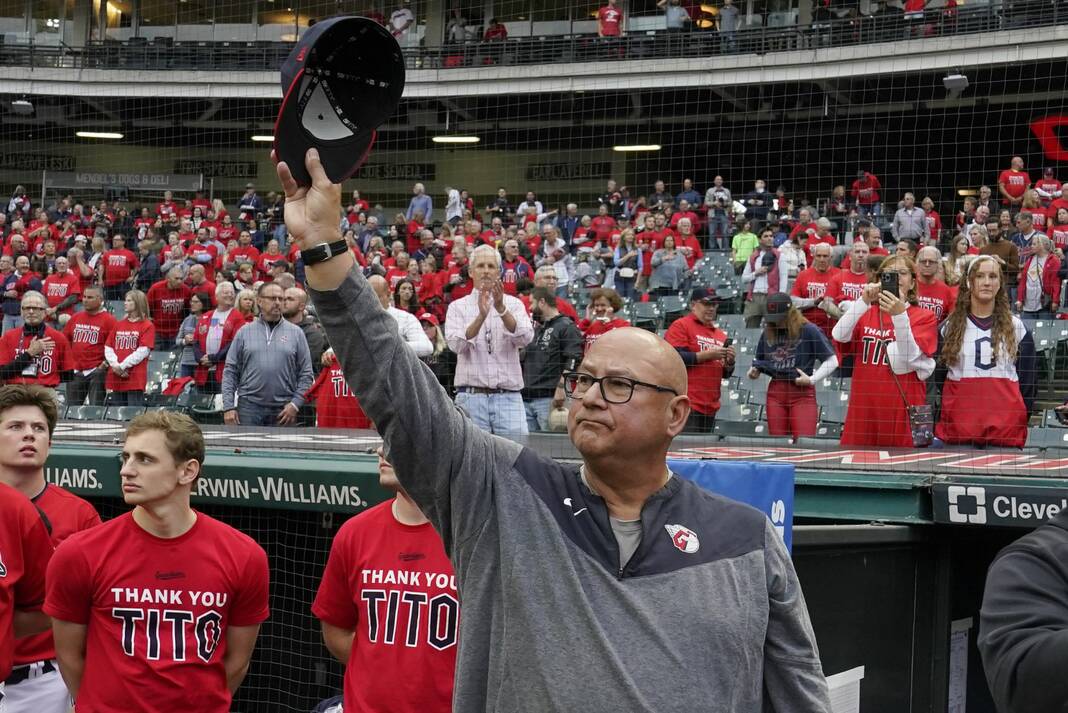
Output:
[280, 148, 830, 713]
[367, 275, 432, 357]
[915, 246, 957, 322]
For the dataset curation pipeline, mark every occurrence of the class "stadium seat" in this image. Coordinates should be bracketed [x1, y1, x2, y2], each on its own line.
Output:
[717, 398, 761, 422]
[658, 295, 688, 326]
[717, 435, 794, 447]
[816, 389, 850, 410]
[66, 405, 105, 421]
[1043, 409, 1068, 429]
[104, 405, 146, 422]
[190, 394, 225, 424]
[747, 378, 769, 406]
[631, 302, 661, 332]
[715, 420, 779, 438]
[818, 399, 849, 425]
[1025, 426, 1068, 450]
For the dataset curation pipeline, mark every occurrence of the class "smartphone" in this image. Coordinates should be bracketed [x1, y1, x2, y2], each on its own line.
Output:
[880, 271, 899, 298]
[723, 338, 733, 348]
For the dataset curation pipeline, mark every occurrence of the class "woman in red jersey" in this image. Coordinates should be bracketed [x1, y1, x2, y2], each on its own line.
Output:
[104, 289, 155, 406]
[832, 254, 937, 447]
[576, 288, 630, 353]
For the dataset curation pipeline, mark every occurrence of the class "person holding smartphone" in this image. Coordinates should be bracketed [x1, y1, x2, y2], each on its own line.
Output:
[832, 255, 937, 447]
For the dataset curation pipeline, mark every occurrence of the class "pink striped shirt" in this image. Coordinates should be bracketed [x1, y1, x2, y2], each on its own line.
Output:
[444, 290, 534, 390]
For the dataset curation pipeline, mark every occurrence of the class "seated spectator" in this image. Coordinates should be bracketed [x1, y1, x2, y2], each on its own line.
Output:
[237, 288, 257, 323]
[832, 255, 937, 447]
[147, 268, 192, 351]
[42, 256, 81, 327]
[747, 293, 838, 439]
[937, 255, 1034, 448]
[1016, 235, 1060, 320]
[176, 291, 211, 378]
[577, 288, 630, 353]
[104, 289, 155, 406]
[0, 291, 73, 388]
[664, 289, 735, 432]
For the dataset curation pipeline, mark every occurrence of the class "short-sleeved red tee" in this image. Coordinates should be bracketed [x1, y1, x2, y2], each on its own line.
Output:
[101, 249, 139, 287]
[312, 500, 457, 713]
[664, 314, 728, 416]
[105, 318, 155, 391]
[0, 482, 54, 680]
[916, 280, 958, 323]
[44, 512, 270, 713]
[42, 272, 82, 315]
[791, 266, 840, 336]
[578, 317, 631, 353]
[597, 5, 623, 35]
[64, 310, 117, 371]
[147, 280, 192, 338]
[824, 269, 870, 305]
[16, 484, 101, 664]
[998, 169, 1031, 202]
[185, 243, 220, 282]
[305, 359, 372, 429]
[0, 326, 74, 386]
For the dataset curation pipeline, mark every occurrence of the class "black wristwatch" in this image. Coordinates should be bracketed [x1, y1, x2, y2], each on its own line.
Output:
[301, 239, 349, 266]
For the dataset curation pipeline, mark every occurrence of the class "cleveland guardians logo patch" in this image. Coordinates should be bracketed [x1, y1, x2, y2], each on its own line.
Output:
[665, 524, 700, 554]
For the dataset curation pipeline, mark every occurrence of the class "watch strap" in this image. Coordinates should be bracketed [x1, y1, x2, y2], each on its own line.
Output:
[301, 239, 349, 266]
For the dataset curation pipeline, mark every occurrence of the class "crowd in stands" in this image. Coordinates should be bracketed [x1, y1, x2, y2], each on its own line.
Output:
[0, 153, 1063, 448]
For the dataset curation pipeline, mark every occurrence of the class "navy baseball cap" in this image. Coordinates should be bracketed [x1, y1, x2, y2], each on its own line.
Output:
[765, 292, 792, 323]
[274, 16, 405, 186]
[689, 287, 719, 304]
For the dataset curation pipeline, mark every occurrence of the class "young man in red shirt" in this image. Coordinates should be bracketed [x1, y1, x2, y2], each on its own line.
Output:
[597, 0, 623, 41]
[313, 446, 457, 712]
[42, 255, 81, 328]
[851, 170, 882, 217]
[62, 285, 115, 406]
[664, 288, 735, 432]
[915, 246, 957, 322]
[45, 412, 269, 712]
[0, 291, 74, 389]
[304, 350, 372, 429]
[99, 234, 139, 302]
[186, 228, 221, 282]
[791, 242, 839, 339]
[147, 267, 193, 350]
[1, 385, 99, 713]
[999, 156, 1031, 209]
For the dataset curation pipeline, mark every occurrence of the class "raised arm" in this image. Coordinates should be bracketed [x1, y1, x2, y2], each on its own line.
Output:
[277, 148, 517, 554]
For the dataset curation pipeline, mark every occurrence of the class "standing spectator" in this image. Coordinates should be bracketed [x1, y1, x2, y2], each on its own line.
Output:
[832, 255, 937, 447]
[534, 227, 573, 292]
[146, 268, 192, 350]
[891, 193, 926, 242]
[747, 294, 838, 439]
[649, 235, 690, 298]
[674, 218, 703, 269]
[62, 286, 115, 406]
[865, 225, 891, 256]
[577, 288, 631, 353]
[1035, 167, 1062, 207]
[1011, 211, 1045, 264]
[659, 0, 693, 32]
[741, 228, 790, 328]
[895, 239, 919, 259]
[977, 185, 996, 213]
[851, 170, 882, 217]
[522, 287, 584, 432]
[521, 266, 579, 321]
[704, 176, 732, 249]
[675, 178, 701, 209]
[937, 255, 1034, 448]
[664, 288, 734, 432]
[1021, 191, 1051, 233]
[282, 287, 328, 374]
[2, 255, 42, 334]
[418, 312, 456, 395]
[222, 282, 313, 426]
[484, 17, 509, 43]
[743, 179, 770, 229]
[445, 186, 463, 226]
[389, 0, 415, 43]
[825, 185, 851, 240]
[42, 255, 81, 327]
[998, 156, 1031, 209]
[982, 220, 1021, 287]
[556, 203, 580, 245]
[499, 239, 533, 295]
[914, 246, 958, 322]
[313, 445, 456, 712]
[943, 235, 973, 286]
[515, 191, 543, 219]
[648, 180, 672, 212]
[104, 289, 155, 406]
[0, 291, 73, 388]
[406, 183, 433, 223]
[367, 276, 433, 357]
[444, 244, 534, 436]
[791, 243, 839, 339]
[921, 196, 942, 244]
[613, 229, 642, 300]
[0, 385, 99, 712]
[176, 292, 209, 377]
[789, 208, 818, 244]
[717, 0, 740, 52]
[485, 188, 513, 224]
[731, 219, 759, 273]
[803, 218, 837, 264]
[99, 235, 138, 301]
[597, 0, 624, 38]
[194, 283, 245, 395]
[134, 239, 161, 292]
[1016, 235, 1060, 320]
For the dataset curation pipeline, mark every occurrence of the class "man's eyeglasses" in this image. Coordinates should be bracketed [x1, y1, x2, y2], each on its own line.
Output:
[561, 371, 679, 405]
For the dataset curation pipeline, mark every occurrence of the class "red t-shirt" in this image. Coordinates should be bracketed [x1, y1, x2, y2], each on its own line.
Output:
[577, 318, 631, 353]
[44, 512, 270, 713]
[916, 280, 958, 322]
[789, 222, 819, 243]
[185, 243, 220, 282]
[802, 235, 837, 265]
[649, 228, 676, 251]
[64, 310, 117, 371]
[840, 305, 937, 448]
[998, 169, 1031, 203]
[1050, 223, 1068, 250]
[217, 225, 239, 243]
[16, 484, 101, 665]
[155, 201, 177, 218]
[590, 216, 616, 243]
[102, 249, 139, 287]
[105, 318, 155, 391]
[664, 314, 729, 416]
[925, 210, 942, 241]
[791, 266, 840, 336]
[147, 280, 193, 338]
[385, 268, 408, 291]
[42, 272, 82, 315]
[824, 269, 870, 305]
[256, 253, 285, 281]
[500, 257, 533, 295]
[676, 235, 703, 269]
[305, 359, 372, 429]
[1036, 177, 1061, 202]
[0, 326, 73, 386]
[228, 245, 261, 267]
[520, 294, 578, 322]
[851, 175, 881, 205]
[312, 500, 457, 713]
[0, 482, 53, 680]
[598, 5, 623, 35]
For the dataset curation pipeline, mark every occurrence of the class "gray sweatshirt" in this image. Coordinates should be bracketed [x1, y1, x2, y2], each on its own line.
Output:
[221, 318, 313, 410]
[309, 266, 832, 713]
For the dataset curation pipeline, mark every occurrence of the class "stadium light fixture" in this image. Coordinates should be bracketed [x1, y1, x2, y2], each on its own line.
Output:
[432, 135, 480, 144]
[250, 135, 275, 142]
[75, 131, 123, 140]
[613, 144, 662, 152]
